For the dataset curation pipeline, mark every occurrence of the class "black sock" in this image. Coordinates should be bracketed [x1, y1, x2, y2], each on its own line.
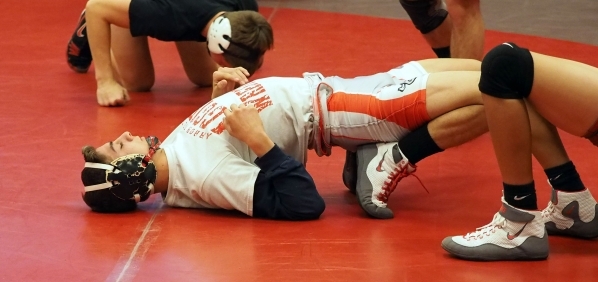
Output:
[432, 46, 451, 58]
[544, 161, 585, 192]
[398, 124, 443, 164]
[503, 182, 538, 210]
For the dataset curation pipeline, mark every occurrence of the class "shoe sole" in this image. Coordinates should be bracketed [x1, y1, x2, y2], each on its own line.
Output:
[440, 235, 549, 261]
[67, 61, 89, 73]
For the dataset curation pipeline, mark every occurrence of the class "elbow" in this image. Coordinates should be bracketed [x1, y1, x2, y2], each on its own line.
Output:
[299, 182, 326, 220]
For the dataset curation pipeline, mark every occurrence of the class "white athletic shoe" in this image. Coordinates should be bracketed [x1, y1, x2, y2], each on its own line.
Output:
[441, 198, 549, 261]
[355, 142, 417, 219]
[542, 188, 598, 239]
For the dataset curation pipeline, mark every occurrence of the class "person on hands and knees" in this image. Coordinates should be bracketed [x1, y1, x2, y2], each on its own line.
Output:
[66, 0, 273, 106]
[442, 42, 598, 261]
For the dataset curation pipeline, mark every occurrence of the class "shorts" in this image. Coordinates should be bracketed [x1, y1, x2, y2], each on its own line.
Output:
[129, 0, 224, 41]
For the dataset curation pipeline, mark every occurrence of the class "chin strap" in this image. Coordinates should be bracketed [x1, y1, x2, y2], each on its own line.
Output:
[143, 136, 162, 164]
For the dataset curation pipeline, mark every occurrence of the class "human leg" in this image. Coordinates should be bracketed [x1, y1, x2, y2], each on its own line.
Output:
[353, 104, 487, 219]
[525, 52, 598, 136]
[442, 42, 598, 261]
[346, 69, 486, 218]
[416, 58, 480, 73]
[441, 42, 546, 261]
[524, 52, 598, 239]
[110, 25, 155, 92]
[445, 0, 484, 59]
[477, 43, 598, 188]
[343, 58, 481, 191]
[175, 41, 220, 87]
[424, 17, 453, 58]
[527, 103, 598, 239]
[399, 0, 452, 58]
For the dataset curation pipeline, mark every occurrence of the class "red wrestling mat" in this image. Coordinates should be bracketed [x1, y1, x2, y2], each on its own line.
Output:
[1, 1, 598, 281]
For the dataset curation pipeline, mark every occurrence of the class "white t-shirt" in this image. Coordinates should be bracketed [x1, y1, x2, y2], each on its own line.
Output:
[161, 76, 317, 216]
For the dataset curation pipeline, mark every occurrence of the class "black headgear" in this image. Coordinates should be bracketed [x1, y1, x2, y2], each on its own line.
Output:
[83, 154, 157, 203]
[81, 136, 161, 212]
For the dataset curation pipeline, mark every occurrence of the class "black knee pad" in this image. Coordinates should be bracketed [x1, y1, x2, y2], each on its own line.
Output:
[478, 42, 535, 99]
[400, 0, 448, 34]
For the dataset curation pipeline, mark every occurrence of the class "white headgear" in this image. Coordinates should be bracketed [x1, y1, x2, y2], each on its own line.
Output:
[207, 14, 232, 54]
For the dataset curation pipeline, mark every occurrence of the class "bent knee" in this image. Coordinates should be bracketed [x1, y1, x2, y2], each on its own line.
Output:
[446, 0, 480, 9]
[85, 0, 101, 13]
[479, 42, 534, 99]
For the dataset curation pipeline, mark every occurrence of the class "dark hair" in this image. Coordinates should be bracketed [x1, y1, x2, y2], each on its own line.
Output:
[81, 145, 110, 164]
[225, 11, 274, 74]
[80, 146, 137, 213]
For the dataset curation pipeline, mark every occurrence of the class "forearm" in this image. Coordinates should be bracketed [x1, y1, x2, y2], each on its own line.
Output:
[86, 4, 115, 82]
[245, 131, 275, 157]
[86, 0, 131, 83]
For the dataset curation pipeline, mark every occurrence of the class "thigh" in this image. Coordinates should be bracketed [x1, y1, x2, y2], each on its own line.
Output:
[326, 75, 430, 149]
[417, 58, 481, 73]
[445, 0, 480, 8]
[528, 52, 598, 136]
[425, 70, 483, 119]
[175, 41, 218, 87]
[110, 25, 155, 91]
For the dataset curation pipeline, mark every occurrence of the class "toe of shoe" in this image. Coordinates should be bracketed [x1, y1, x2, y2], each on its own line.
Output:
[361, 203, 394, 219]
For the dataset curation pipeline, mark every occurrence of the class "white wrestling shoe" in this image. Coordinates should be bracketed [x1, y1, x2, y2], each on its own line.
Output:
[355, 142, 417, 219]
[441, 198, 549, 261]
[542, 188, 598, 239]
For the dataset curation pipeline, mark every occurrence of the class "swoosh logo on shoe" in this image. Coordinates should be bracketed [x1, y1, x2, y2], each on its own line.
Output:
[506, 222, 528, 240]
[76, 23, 86, 37]
[68, 41, 81, 56]
[562, 204, 576, 217]
[514, 194, 530, 201]
[376, 151, 388, 172]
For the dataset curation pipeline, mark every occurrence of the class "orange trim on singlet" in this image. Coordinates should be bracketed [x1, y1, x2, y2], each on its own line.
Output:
[327, 90, 431, 130]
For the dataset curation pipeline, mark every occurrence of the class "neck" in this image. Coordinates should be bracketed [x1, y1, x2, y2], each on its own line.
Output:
[201, 11, 226, 38]
[151, 149, 169, 194]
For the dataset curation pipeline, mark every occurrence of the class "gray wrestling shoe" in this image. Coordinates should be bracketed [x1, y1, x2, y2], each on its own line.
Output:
[355, 142, 416, 219]
[342, 150, 357, 194]
[441, 198, 549, 261]
[542, 188, 598, 239]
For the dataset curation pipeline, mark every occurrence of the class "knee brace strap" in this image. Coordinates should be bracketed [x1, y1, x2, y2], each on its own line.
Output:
[479, 42, 535, 99]
[400, 0, 448, 34]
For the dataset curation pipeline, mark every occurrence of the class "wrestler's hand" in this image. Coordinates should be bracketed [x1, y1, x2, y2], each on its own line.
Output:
[223, 103, 274, 157]
[97, 79, 130, 107]
[212, 67, 250, 99]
